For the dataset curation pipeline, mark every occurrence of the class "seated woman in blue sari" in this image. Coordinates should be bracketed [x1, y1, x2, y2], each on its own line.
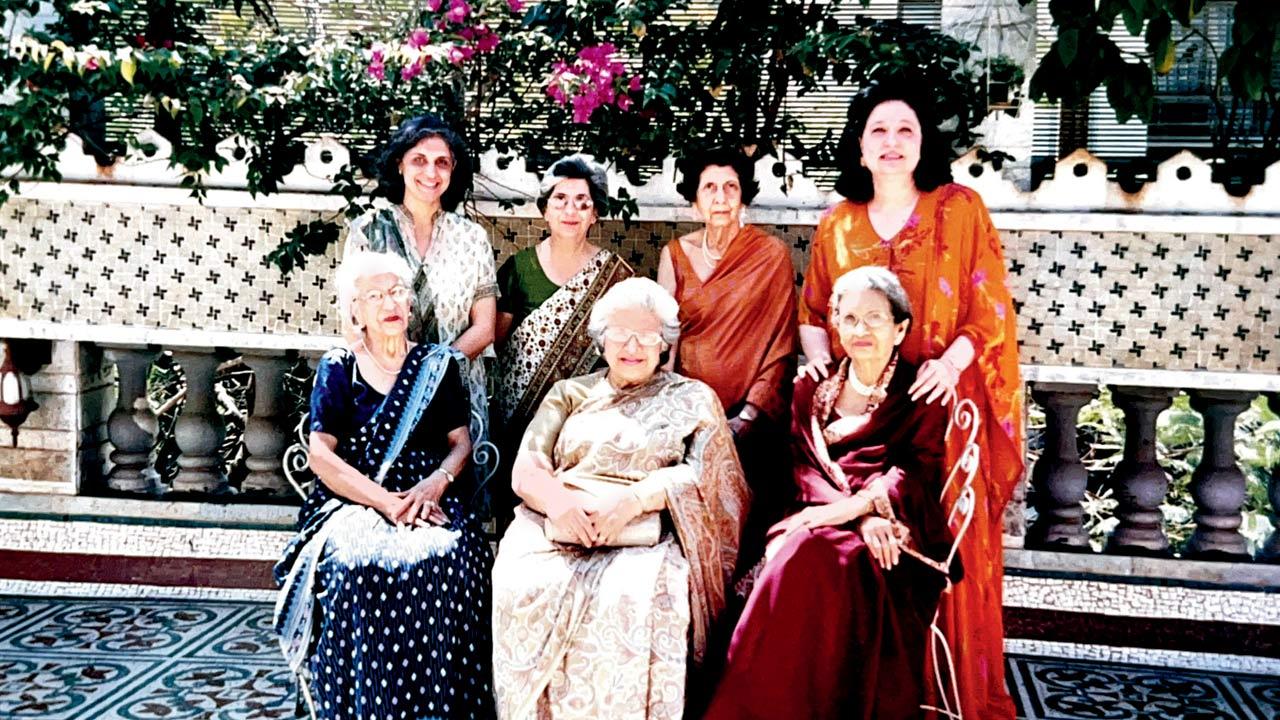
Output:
[274, 250, 495, 720]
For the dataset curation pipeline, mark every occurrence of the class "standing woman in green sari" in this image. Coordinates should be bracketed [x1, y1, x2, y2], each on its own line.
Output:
[493, 155, 633, 503]
[345, 114, 499, 485]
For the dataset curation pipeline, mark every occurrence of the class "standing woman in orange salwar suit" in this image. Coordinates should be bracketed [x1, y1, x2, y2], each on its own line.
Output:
[797, 82, 1025, 719]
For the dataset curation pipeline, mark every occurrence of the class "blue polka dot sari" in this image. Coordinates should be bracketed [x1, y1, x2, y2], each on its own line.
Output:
[275, 343, 495, 720]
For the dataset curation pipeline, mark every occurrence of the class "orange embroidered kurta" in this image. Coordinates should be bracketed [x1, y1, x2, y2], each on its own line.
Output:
[669, 225, 798, 421]
[800, 184, 1025, 720]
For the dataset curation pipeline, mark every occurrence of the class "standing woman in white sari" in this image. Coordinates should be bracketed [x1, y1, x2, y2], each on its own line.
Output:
[345, 114, 498, 489]
[492, 155, 633, 514]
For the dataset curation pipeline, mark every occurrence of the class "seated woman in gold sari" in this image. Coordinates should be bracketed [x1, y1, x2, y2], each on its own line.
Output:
[491, 278, 750, 720]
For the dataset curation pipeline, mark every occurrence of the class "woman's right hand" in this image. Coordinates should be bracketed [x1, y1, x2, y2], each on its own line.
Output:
[860, 516, 903, 570]
[377, 490, 409, 525]
[795, 355, 832, 382]
[544, 489, 597, 547]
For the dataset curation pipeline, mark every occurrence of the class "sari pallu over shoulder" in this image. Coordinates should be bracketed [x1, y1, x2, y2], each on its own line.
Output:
[273, 343, 463, 676]
[494, 250, 632, 430]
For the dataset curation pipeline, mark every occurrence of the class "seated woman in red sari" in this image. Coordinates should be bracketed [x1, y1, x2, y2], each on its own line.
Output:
[704, 266, 956, 720]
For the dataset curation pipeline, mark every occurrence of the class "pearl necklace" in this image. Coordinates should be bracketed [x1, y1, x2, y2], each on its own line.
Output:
[358, 339, 407, 376]
[700, 229, 725, 267]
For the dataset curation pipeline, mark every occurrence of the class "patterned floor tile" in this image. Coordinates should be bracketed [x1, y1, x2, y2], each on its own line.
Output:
[0, 598, 249, 659]
[0, 653, 164, 719]
[3, 594, 1275, 719]
[1224, 676, 1280, 719]
[96, 660, 296, 720]
[0, 596, 58, 639]
[1008, 654, 1267, 719]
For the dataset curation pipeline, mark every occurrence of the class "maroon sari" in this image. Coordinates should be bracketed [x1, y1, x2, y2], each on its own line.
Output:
[704, 360, 954, 720]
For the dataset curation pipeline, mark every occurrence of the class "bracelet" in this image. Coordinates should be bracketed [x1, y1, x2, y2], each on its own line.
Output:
[939, 356, 962, 383]
[435, 468, 454, 484]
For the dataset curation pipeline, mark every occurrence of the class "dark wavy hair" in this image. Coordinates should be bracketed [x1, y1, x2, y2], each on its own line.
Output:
[675, 146, 760, 205]
[536, 155, 610, 214]
[833, 82, 954, 203]
[374, 114, 473, 212]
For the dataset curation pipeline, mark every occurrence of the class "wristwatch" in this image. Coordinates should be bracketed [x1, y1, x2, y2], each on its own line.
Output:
[436, 468, 455, 484]
[737, 404, 759, 423]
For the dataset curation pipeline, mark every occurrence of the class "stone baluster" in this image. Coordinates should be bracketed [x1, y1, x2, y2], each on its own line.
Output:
[1027, 383, 1097, 550]
[103, 346, 159, 493]
[1186, 389, 1256, 559]
[169, 349, 227, 494]
[1259, 393, 1280, 563]
[1106, 386, 1176, 555]
[240, 350, 292, 495]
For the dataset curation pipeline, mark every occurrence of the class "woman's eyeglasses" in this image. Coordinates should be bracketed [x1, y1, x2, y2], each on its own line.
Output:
[602, 327, 664, 347]
[548, 194, 594, 211]
[358, 286, 413, 305]
[837, 311, 893, 331]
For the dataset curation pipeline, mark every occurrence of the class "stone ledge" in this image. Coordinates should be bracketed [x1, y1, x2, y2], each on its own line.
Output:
[0, 492, 298, 530]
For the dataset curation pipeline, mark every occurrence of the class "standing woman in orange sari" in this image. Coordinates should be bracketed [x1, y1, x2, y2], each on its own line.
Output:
[797, 82, 1025, 719]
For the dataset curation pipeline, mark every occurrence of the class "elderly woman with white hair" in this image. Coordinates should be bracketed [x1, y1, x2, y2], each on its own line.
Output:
[491, 277, 749, 719]
[274, 250, 495, 719]
[493, 155, 632, 513]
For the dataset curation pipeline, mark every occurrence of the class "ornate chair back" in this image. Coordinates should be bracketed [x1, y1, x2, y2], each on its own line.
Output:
[281, 407, 501, 503]
[917, 391, 982, 720]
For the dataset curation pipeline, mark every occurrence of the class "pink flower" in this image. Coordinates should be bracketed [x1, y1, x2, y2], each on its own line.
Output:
[426, 0, 442, 10]
[971, 269, 987, 287]
[445, 0, 471, 23]
[571, 95, 595, 124]
[407, 28, 430, 49]
[939, 277, 953, 298]
[401, 59, 424, 80]
[628, 75, 642, 91]
[546, 83, 567, 103]
[616, 94, 632, 111]
[475, 31, 500, 53]
[447, 44, 473, 64]
[84, 57, 100, 71]
[507, 0, 525, 11]
[367, 49, 386, 80]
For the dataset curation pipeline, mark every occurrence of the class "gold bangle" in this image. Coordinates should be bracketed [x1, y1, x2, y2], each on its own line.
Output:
[436, 468, 454, 484]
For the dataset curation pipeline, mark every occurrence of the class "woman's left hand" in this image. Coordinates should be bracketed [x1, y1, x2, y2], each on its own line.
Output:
[393, 470, 451, 526]
[908, 358, 959, 405]
[585, 488, 644, 545]
[779, 498, 859, 538]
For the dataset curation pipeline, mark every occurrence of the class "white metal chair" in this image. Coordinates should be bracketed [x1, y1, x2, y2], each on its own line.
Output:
[901, 392, 981, 720]
[281, 406, 501, 501]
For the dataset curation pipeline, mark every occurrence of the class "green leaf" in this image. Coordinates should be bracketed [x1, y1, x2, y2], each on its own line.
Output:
[1057, 29, 1079, 66]
[1119, 5, 1144, 36]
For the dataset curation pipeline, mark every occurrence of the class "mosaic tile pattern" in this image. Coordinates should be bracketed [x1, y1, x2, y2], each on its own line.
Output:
[1004, 575, 1280, 626]
[0, 595, 294, 719]
[0, 518, 292, 561]
[1006, 639, 1280, 677]
[1, 594, 1275, 719]
[2, 197, 1278, 372]
[1006, 654, 1280, 720]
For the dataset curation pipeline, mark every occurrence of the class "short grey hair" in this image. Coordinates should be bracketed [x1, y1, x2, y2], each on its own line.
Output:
[335, 250, 415, 324]
[829, 266, 913, 326]
[536, 154, 610, 213]
[587, 277, 681, 348]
